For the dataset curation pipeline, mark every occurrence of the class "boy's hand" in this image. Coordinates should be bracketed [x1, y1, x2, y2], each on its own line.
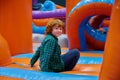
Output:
[28, 64, 34, 67]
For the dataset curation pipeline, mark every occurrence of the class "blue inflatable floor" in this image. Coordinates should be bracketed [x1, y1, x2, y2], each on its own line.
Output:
[0, 67, 98, 80]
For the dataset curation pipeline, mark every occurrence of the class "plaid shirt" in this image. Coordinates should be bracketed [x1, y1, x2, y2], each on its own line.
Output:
[30, 34, 64, 72]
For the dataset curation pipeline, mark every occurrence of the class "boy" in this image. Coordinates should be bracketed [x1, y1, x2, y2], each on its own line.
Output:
[30, 19, 80, 72]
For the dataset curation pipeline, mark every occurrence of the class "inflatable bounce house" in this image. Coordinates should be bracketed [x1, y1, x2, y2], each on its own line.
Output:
[0, 0, 120, 80]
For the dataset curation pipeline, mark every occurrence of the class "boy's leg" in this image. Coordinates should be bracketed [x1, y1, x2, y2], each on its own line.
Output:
[61, 49, 80, 71]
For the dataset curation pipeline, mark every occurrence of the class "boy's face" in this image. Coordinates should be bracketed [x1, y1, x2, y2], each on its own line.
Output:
[52, 25, 63, 37]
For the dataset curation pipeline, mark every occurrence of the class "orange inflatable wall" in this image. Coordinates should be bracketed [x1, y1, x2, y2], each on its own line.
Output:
[99, 0, 120, 80]
[33, 18, 54, 26]
[0, 0, 32, 56]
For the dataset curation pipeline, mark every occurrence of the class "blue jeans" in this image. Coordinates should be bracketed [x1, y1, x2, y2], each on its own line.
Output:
[61, 49, 80, 71]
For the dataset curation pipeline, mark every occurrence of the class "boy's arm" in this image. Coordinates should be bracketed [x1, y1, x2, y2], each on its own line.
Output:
[30, 46, 41, 67]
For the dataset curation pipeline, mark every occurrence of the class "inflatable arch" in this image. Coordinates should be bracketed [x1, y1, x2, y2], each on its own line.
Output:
[67, 0, 113, 51]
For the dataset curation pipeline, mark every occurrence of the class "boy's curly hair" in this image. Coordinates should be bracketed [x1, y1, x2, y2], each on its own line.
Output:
[45, 19, 64, 35]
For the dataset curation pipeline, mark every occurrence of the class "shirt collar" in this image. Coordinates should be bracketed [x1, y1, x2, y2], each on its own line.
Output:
[49, 34, 58, 41]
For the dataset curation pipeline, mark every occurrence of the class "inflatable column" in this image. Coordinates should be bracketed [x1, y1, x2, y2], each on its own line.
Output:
[99, 0, 120, 80]
[0, 0, 32, 55]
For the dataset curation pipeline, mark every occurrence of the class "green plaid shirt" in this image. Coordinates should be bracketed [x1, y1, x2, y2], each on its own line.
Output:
[30, 34, 64, 72]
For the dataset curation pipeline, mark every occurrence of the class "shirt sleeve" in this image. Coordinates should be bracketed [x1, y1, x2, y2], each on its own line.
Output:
[30, 46, 41, 67]
[41, 39, 56, 71]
